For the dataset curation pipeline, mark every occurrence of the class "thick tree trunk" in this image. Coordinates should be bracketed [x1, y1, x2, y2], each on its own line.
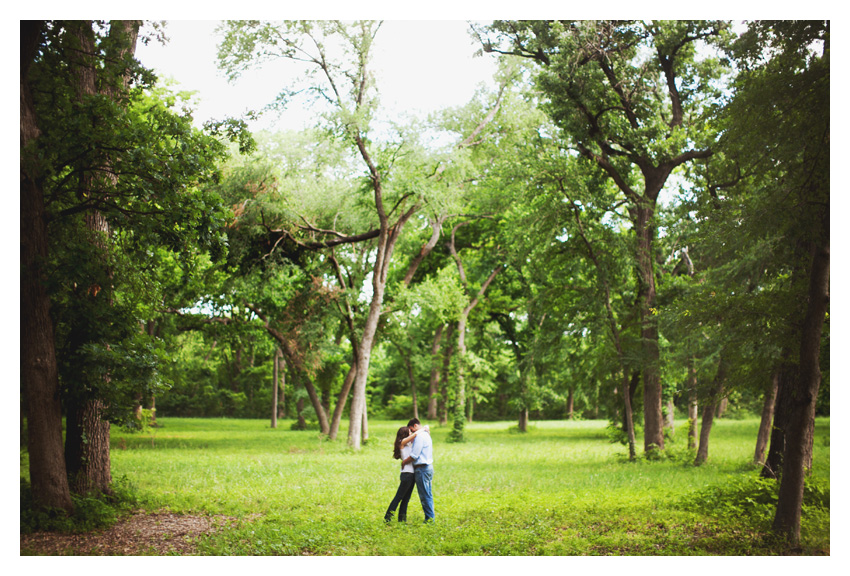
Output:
[694, 354, 727, 466]
[754, 371, 779, 465]
[65, 397, 112, 495]
[63, 19, 140, 498]
[687, 356, 699, 450]
[427, 324, 444, 420]
[635, 202, 665, 453]
[773, 240, 829, 545]
[21, 21, 74, 512]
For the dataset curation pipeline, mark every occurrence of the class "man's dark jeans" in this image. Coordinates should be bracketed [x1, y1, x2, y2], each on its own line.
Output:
[384, 472, 416, 522]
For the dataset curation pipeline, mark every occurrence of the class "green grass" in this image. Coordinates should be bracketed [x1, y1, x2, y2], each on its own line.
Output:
[40, 417, 833, 555]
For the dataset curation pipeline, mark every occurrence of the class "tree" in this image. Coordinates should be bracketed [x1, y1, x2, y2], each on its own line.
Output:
[714, 20, 829, 545]
[218, 21, 432, 449]
[23, 19, 238, 498]
[20, 20, 74, 512]
[476, 20, 730, 454]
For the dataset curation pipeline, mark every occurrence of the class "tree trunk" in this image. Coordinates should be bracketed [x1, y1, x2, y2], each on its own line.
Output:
[271, 348, 280, 429]
[754, 371, 779, 465]
[63, 19, 140, 498]
[518, 408, 529, 433]
[773, 239, 829, 545]
[301, 375, 330, 435]
[427, 325, 444, 420]
[450, 314, 469, 441]
[635, 202, 664, 454]
[622, 372, 637, 461]
[296, 398, 306, 429]
[448, 264, 500, 442]
[687, 356, 699, 450]
[666, 398, 675, 433]
[762, 357, 796, 479]
[361, 401, 369, 442]
[277, 353, 285, 419]
[65, 397, 112, 495]
[567, 387, 574, 420]
[329, 360, 356, 440]
[348, 232, 392, 449]
[715, 396, 728, 418]
[694, 354, 727, 466]
[20, 20, 74, 513]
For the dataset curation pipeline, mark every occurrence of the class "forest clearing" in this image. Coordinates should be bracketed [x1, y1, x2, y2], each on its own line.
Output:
[21, 417, 830, 555]
[21, 19, 829, 558]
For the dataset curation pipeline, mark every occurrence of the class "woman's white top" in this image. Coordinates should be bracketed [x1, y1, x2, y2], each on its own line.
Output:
[401, 444, 414, 473]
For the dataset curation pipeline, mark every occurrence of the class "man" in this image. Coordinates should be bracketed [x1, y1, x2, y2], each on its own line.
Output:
[402, 417, 434, 522]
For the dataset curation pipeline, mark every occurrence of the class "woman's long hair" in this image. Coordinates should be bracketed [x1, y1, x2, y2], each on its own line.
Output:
[393, 426, 410, 460]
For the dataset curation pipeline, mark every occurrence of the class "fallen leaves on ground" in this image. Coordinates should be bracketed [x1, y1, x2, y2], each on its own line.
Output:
[20, 510, 247, 556]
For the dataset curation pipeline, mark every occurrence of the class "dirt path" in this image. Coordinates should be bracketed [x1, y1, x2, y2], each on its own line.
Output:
[20, 510, 243, 555]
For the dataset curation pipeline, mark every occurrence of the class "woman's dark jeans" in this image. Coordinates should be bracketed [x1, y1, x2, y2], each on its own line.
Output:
[385, 472, 416, 522]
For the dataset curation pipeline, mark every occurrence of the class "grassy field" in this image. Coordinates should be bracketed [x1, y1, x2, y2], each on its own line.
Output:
[32, 416, 831, 555]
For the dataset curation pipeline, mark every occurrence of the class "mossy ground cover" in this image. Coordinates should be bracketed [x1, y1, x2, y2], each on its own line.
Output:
[28, 417, 830, 555]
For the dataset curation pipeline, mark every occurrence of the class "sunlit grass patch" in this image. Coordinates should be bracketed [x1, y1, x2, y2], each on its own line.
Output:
[102, 417, 829, 555]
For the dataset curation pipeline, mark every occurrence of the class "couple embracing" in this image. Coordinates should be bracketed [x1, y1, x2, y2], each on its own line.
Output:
[384, 418, 435, 523]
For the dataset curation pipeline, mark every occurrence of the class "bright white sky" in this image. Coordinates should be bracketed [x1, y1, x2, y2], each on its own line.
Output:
[135, 20, 499, 133]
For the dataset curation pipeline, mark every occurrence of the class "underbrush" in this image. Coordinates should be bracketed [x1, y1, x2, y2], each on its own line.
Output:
[20, 475, 140, 534]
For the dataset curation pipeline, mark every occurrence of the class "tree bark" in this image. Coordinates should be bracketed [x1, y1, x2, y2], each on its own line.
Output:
[518, 408, 529, 433]
[63, 20, 136, 497]
[567, 387, 574, 420]
[754, 371, 779, 465]
[762, 357, 796, 479]
[21, 19, 74, 513]
[687, 357, 699, 450]
[694, 354, 727, 466]
[272, 348, 280, 428]
[621, 372, 637, 460]
[65, 397, 112, 495]
[301, 374, 330, 435]
[328, 360, 356, 440]
[295, 398, 306, 429]
[634, 201, 664, 454]
[666, 398, 676, 432]
[773, 239, 829, 545]
[277, 353, 286, 419]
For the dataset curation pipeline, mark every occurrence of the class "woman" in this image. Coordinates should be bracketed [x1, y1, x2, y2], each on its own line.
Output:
[384, 425, 428, 522]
